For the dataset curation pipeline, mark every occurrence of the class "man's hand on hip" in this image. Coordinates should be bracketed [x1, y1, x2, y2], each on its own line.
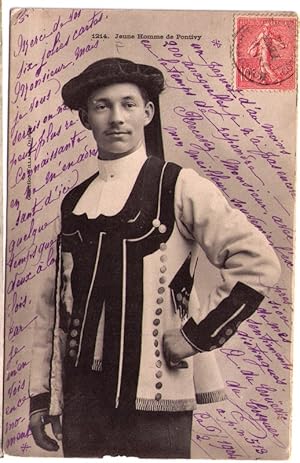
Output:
[29, 410, 62, 451]
[163, 329, 198, 368]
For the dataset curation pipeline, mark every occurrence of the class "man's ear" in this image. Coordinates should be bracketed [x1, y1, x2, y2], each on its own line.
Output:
[144, 101, 155, 127]
[79, 108, 91, 129]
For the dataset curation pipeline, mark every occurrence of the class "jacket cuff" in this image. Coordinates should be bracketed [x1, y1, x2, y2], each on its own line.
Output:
[181, 281, 264, 352]
[29, 392, 50, 415]
[196, 389, 227, 404]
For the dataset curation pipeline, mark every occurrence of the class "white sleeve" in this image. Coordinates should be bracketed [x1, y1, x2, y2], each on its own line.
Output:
[29, 214, 62, 415]
[174, 168, 281, 352]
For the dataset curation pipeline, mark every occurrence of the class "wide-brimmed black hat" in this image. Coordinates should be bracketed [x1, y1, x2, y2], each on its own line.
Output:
[62, 57, 164, 110]
[62, 58, 166, 160]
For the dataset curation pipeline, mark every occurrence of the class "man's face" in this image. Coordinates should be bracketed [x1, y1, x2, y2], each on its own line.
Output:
[80, 82, 154, 159]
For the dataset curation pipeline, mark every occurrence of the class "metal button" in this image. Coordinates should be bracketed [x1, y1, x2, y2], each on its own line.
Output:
[159, 277, 166, 284]
[155, 393, 162, 401]
[69, 339, 77, 348]
[153, 319, 160, 326]
[152, 219, 161, 228]
[225, 328, 233, 336]
[160, 265, 167, 273]
[160, 255, 168, 263]
[153, 329, 159, 337]
[156, 297, 164, 304]
[154, 339, 159, 347]
[159, 224, 167, 234]
[156, 382, 163, 389]
[156, 360, 162, 368]
[158, 287, 165, 294]
[209, 345, 217, 351]
[176, 293, 183, 302]
[160, 243, 167, 251]
[70, 329, 78, 337]
[155, 308, 162, 316]
[156, 371, 163, 379]
[69, 349, 76, 357]
[73, 319, 80, 327]
[155, 350, 160, 357]
[218, 337, 226, 345]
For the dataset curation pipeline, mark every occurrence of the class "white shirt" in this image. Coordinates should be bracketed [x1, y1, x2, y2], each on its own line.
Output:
[73, 146, 147, 218]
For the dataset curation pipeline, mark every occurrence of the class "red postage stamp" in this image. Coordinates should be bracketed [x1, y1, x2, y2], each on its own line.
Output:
[235, 16, 297, 90]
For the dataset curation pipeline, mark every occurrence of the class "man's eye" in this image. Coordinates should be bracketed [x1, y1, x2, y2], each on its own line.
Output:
[124, 102, 136, 108]
[95, 104, 107, 110]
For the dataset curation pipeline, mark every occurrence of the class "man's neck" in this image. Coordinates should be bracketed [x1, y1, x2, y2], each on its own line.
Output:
[97, 146, 147, 182]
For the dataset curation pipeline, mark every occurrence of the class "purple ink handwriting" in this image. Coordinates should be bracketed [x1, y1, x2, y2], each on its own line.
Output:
[6, 10, 293, 456]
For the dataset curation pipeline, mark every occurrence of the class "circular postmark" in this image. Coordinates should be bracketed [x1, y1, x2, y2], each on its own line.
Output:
[234, 16, 296, 90]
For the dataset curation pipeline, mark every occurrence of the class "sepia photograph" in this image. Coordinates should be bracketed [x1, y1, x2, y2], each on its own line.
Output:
[2, 4, 297, 459]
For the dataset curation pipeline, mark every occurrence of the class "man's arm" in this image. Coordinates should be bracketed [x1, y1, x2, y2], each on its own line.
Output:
[28, 257, 63, 451]
[164, 168, 281, 362]
[29, 218, 63, 451]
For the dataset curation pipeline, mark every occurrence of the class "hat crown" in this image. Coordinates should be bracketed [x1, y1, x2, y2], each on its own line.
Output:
[83, 58, 137, 77]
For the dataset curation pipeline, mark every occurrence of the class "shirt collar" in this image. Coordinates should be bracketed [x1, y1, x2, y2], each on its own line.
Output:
[97, 146, 147, 182]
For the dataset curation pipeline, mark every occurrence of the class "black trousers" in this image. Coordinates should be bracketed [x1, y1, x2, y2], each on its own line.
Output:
[62, 379, 192, 458]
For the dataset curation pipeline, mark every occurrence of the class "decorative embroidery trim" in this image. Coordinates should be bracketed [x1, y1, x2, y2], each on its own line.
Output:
[128, 162, 168, 243]
[127, 210, 141, 223]
[196, 389, 228, 404]
[181, 282, 264, 352]
[169, 252, 194, 320]
[115, 239, 127, 408]
[211, 303, 246, 337]
[62, 230, 83, 242]
[91, 359, 103, 372]
[135, 398, 197, 412]
[75, 231, 106, 367]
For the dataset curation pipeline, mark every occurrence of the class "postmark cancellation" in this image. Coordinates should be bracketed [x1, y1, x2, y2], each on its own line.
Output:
[235, 15, 297, 90]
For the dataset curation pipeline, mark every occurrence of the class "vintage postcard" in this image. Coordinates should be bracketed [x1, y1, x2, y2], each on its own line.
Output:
[3, 7, 297, 458]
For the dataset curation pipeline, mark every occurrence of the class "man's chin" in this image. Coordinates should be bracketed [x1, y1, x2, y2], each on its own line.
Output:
[98, 141, 143, 159]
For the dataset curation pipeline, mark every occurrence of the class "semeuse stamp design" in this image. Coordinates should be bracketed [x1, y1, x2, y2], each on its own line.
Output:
[235, 16, 297, 90]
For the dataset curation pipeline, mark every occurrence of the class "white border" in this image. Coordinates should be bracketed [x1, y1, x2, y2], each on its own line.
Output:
[2, 1, 299, 462]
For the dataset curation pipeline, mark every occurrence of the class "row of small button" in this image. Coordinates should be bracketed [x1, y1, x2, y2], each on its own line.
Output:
[209, 327, 235, 350]
[153, 236, 169, 402]
[69, 319, 81, 358]
[152, 219, 167, 235]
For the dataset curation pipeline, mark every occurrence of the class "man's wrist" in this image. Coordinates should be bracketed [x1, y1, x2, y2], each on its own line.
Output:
[29, 392, 50, 415]
[180, 326, 205, 353]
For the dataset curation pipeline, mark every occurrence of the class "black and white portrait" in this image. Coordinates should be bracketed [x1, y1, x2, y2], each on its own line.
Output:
[4, 6, 295, 459]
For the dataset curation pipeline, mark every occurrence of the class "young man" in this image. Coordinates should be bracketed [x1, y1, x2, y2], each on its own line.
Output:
[29, 58, 281, 458]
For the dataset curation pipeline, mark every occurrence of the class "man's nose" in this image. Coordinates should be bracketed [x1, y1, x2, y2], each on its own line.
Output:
[110, 104, 125, 124]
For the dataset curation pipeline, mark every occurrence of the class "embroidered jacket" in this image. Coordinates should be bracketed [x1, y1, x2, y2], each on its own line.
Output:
[29, 155, 281, 416]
